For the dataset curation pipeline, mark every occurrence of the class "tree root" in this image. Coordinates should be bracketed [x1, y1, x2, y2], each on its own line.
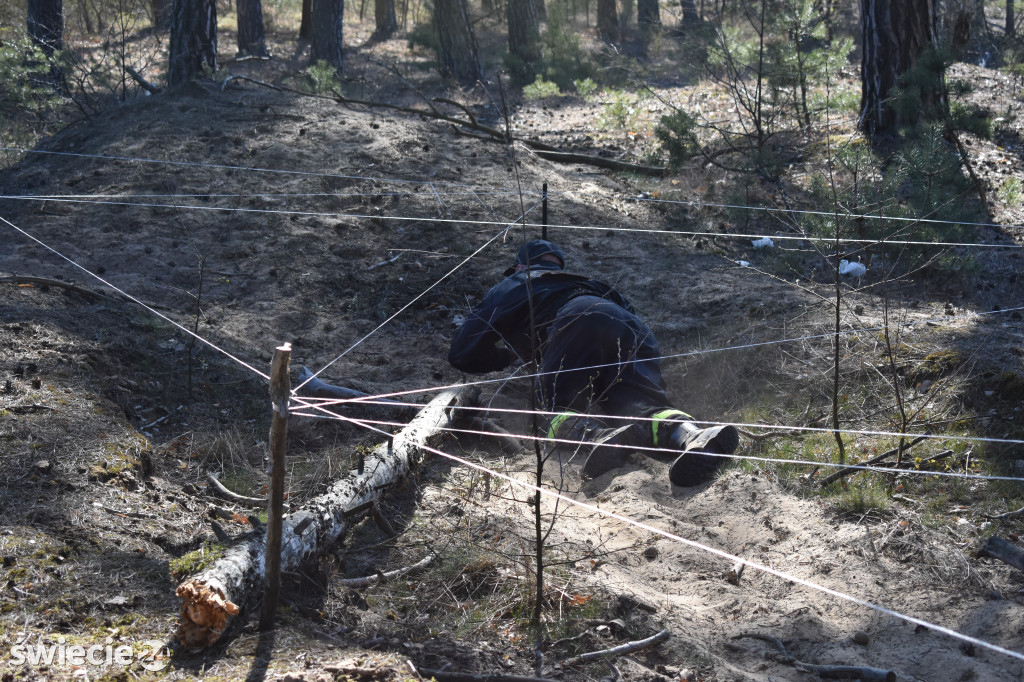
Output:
[736, 633, 897, 681]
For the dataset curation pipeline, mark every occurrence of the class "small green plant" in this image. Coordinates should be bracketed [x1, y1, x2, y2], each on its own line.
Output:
[574, 77, 598, 98]
[522, 75, 561, 99]
[998, 177, 1023, 207]
[306, 60, 341, 94]
[654, 110, 700, 169]
[598, 89, 646, 130]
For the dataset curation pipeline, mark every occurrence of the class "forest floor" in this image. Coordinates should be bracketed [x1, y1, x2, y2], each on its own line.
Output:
[2, 15, 1024, 682]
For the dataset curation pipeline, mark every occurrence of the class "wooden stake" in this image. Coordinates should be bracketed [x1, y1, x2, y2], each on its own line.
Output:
[541, 182, 548, 241]
[259, 342, 291, 631]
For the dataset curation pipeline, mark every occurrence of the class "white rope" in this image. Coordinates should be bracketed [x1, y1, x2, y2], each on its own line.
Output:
[3, 194, 1020, 250]
[292, 302, 1024, 410]
[295, 397, 1024, 666]
[0, 146, 529, 193]
[286, 402, 1024, 483]
[1, 214, 270, 381]
[292, 203, 540, 393]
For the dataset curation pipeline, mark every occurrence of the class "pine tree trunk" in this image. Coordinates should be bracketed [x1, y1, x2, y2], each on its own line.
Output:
[508, 0, 541, 66]
[373, 0, 399, 39]
[434, 0, 483, 84]
[597, 0, 619, 41]
[859, 0, 936, 137]
[168, 0, 218, 86]
[1009, 0, 1016, 37]
[27, 0, 64, 56]
[680, 0, 699, 25]
[310, 0, 344, 71]
[638, 0, 660, 35]
[299, 0, 313, 39]
[236, 0, 268, 56]
[151, 0, 173, 31]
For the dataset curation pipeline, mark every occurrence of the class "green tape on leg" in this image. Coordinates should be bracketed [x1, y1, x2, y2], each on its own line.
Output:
[547, 411, 578, 440]
[651, 409, 692, 446]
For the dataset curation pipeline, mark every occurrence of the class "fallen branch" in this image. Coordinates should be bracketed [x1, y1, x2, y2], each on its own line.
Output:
[336, 553, 434, 588]
[295, 366, 407, 406]
[367, 253, 402, 271]
[569, 628, 671, 664]
[736, 633, 896, 682]
[985, 505, 1024, 521]
[124, 64, 161, 94]
[0, 276, 111, 301]
[977, 536, 1024, 572]
[175, 386, 466, 648]
[206, 473, 265, 506]
[221, 75, 666, 176]
[418, 670, 551, 682]
[819, 434, 929, 488]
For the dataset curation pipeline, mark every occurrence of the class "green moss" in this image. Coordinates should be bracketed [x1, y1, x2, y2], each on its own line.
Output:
[169, 543, 224, 580]
[908, 349, 966, 384]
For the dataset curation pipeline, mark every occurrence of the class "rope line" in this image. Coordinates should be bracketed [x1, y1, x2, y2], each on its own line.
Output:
[4, 144, 1022, 231]
[302, 399, 1024, 666]
[0, 146, 530, 194]
[0, 214, 270, 381]
[292, 203, 540, 393]
[291, 302, 1024, 410]
[290, 394, 1024, 448]
[3, 194, 1021, 251]
[286, 401, 1024, 483]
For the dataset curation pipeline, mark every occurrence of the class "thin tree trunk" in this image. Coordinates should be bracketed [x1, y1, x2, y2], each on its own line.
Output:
[434, 0, 483, 84]
[373, 0, 399, 39]
[1007, 0, 1015, 37]
[28, 0, 64, 56]
[236, 0, 268, 56]
[680, 0, 699, 25]
[508, 0, 541, 67]
[310, 0, 344, 71]
[596, 0, 619, 41]
[638, 0, 660, 37]
[168, 0, 218, 86]
[299, 0, 313, 39]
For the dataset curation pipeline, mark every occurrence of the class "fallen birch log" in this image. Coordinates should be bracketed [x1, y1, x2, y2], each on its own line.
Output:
[174, 386, 466, 649]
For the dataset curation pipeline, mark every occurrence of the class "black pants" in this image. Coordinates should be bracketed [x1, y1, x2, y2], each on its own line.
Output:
[540, 296, 671, 432]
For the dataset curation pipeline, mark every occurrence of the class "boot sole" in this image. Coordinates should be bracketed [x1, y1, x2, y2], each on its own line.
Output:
[669, 425, 739, 487]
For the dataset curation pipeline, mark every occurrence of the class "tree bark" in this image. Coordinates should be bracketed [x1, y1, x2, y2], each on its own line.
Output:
[859, 0, 937, 138]
[373, 0, 399, 40]
[310, 0, 344, 71]
[638, 0, 661, 36]
[27, 0, 64, 56]
[434, 0, 483, 85]
[236, 0, 268, 56]
[1008, 0, 1016, 37]
[168, 0, 218, 86]
[299, 0, 313, 39]
[508, 0, 541, 67]
[597, 0, 619, 41]
[680, 0, 699, 26]
[151, 0, 174, 31]
[174, 386, 467, 649]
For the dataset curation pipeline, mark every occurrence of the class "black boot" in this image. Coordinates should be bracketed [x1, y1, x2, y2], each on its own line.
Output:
[549, 415, 635, 478]
[666, 422, 739, 486]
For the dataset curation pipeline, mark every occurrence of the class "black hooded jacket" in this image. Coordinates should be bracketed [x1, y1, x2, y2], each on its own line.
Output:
[448, 264, 636, 373]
